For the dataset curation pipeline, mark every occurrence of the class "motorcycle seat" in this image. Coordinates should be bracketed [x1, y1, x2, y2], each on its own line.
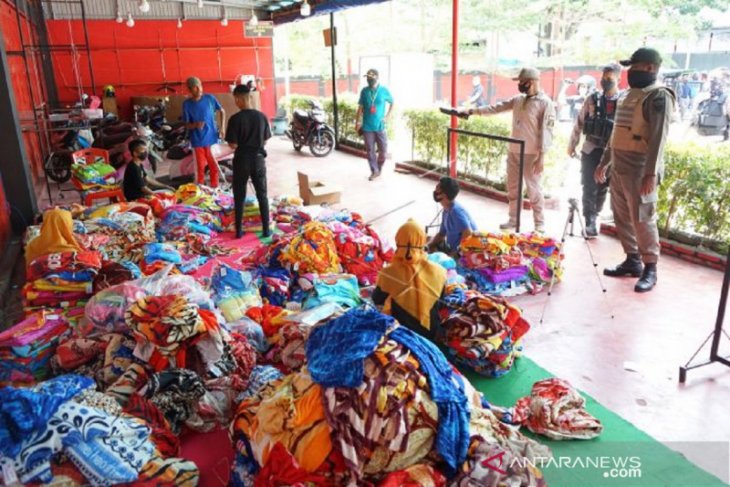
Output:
[293, 110, 309, 123]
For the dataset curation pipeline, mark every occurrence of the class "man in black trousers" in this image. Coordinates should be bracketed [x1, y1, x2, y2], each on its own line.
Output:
[225, 84, 272, 239]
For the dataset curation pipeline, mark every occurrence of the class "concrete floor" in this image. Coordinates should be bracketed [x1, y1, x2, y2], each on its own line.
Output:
[36, 135, 730, 480]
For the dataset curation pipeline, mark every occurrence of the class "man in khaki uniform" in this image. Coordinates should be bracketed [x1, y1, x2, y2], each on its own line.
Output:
[461, 67, 555, 233]
[595, 48, 675, 293]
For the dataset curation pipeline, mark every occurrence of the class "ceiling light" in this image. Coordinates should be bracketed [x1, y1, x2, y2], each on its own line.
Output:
[138, 0, 150, 13]
[177, 18, 183, 28]
[250, 11, 258, 27]
[126, 13, 135, 27]
[300, 0, 311, 17]
[116, 11, 124, 23]
[197, 0, 204, 8]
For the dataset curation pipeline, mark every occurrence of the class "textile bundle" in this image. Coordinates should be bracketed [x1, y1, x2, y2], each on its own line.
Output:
[459, 232, 562, 296]
[442, 293, 531, 378]
[0, 312, 69, 386]
[509, 378, 603, 440]
[22, 251, 102, 315]
[5, 188, 597, 486]
[71, 160, 118, 193]
[328, 219, 394, 286]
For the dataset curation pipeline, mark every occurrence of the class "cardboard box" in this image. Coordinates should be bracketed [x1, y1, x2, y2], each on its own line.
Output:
[298, 172, 342, 206]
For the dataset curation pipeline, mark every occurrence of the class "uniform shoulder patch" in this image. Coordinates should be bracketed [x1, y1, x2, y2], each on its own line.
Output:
[650, 92, 667, 113]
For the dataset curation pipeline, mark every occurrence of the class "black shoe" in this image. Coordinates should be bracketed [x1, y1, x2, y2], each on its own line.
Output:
[584, 215, 598, 238]
[634, 263, 657, 293]
[261, 228, 271, 238]
[604, 254, 643, 277]
[235, 229, 244, 239]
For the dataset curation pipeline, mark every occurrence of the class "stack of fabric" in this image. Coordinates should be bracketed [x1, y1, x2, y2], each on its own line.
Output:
[157, 205, 223, 241]
[277, 221, 341, 275]
[22, 251, 102, 314]
[459, 232, 562, 296]
[0, 312, 70, 386]
[271, 196, 310, 234]
[509, 378, 603, 440]
[210, 263, 262, 323]
[141, 242, 183, 275]
[231, 370, 350, 486]
[0, 374, 199, 486]
[442, 292, 531, 377]
[305, 308, 471, 482]
[300, 273, 362, 310]
[80, 203, 156, 261]
[176, 183, 235, 230]
[70, 160, 118, 193]
[241, 196, 268, 233]
[328, 220, 393, 286]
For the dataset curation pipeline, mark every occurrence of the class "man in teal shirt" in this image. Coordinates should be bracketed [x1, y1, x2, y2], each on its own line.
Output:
[356, 69, 394, 181]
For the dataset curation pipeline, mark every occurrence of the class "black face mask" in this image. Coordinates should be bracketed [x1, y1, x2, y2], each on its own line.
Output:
[627, 71, 656, 89]
[518, 82, 530, 94]
[137, 151, 148, 160]
[600, 79, 616, 92]
[367, 79, 377, 88]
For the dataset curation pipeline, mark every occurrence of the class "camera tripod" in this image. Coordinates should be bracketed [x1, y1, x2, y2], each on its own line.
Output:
[539, 197, 615, 324]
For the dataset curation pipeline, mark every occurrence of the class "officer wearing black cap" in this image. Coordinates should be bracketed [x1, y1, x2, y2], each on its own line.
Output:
[594, 48, 676, 293]
[568, 63, 622, 237]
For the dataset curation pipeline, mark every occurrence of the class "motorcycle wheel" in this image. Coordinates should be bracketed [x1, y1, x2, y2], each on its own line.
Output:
[293, 139, 303, 152]
[45, 151, 73, 183]
[309, 129, 335, 157]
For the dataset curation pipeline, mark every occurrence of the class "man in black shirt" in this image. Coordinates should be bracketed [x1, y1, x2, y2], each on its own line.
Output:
[225, 84, 272, 238]
[123, 139, 173, 201]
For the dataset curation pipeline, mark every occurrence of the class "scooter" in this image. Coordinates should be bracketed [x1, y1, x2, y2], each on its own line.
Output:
[44, 123, 93, 183]
[285, 100, 336, 157]
[165, 142, 235, 188]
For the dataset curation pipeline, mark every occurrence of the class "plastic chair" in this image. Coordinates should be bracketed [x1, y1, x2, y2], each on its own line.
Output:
[72, 148, 110, 166]
[71, 148, 125, 206]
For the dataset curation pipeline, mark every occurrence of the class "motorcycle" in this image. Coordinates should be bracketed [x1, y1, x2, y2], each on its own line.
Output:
[285, 100, 336, 157]
[134, 100, 187, 150]
[44, 120, 93, 183]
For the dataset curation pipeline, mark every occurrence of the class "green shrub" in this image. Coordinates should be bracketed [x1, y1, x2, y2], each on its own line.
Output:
[658, 142, 730, 253]
[277, 94, 313, 117]
[402, 108, 567, 195]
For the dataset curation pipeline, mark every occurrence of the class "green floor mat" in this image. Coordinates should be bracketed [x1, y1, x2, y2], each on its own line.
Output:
[461, 357, 729, 487]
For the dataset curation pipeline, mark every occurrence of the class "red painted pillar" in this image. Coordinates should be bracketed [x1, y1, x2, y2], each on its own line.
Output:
[449, 0, 459, 177]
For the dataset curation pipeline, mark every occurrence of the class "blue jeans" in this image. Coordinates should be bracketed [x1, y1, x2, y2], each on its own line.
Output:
[363, 130, 387, 174]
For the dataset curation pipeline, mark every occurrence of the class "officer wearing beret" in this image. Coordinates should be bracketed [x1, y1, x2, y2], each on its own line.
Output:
[595, 48, 676, 293]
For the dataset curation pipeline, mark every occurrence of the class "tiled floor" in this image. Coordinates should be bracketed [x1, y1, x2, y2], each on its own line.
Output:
[36, 136, 730, 479]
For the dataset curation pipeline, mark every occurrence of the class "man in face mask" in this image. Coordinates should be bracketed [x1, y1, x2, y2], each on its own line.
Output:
[458, 67, 556, 233]
[594, 48, 676, 293]
[426, 177, 477, 255]
[568, 64, 621, 237]
[356, 69, 394, 181]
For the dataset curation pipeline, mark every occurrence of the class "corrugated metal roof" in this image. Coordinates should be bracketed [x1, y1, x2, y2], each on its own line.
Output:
[45, 0, 279, 20]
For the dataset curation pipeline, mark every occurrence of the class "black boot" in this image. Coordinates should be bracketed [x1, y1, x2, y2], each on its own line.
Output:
[604, 254, 643, 277]
[584, 214, 598, 238]
[235, 226, 244, 239]
[634, 263, 657, 293]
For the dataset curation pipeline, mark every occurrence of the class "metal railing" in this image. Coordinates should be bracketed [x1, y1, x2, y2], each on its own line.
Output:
[446, 127, 526, 232]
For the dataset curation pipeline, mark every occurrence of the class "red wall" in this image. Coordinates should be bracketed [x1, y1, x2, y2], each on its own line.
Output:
[276, 68, 614, 107]
[45, 19, 276, 119]
[1, 0, 46, 213]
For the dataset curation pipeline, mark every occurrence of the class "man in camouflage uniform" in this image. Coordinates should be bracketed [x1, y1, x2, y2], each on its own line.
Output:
[595, 48, 675, 293]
